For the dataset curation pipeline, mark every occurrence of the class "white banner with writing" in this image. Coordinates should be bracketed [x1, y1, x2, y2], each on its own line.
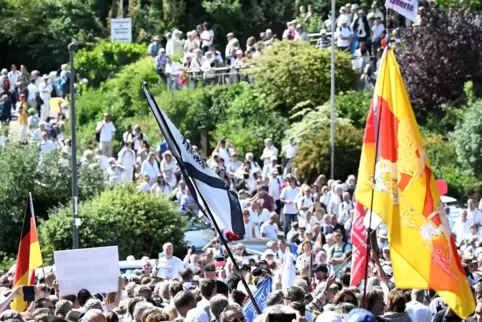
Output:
[385, 0, 418, 21]
[54, 246, 119, 296]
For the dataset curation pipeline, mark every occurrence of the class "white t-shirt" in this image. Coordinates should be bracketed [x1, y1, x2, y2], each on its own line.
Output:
[244, 220, 256, 240]
[297, 195, 314, 218]
[372, 24, 385, 41]
[96, 121, 116, 142]
[280, 186, 300, 214]
[468, 209, 482, 225]
[260, 222, 279, 240]
[27, 83, 38, 101]
[268, 177, 282, 201]
[218, 147, 235, 164]
[336, 26, 352, 48]
[452, 218, 474, 241]
[283, 144, 297, 159]
[201, 29, 214, 47]
[157, 256, 185, 280]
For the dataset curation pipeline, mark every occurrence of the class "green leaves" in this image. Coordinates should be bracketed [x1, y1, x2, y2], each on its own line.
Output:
[38, 185, 187, 263]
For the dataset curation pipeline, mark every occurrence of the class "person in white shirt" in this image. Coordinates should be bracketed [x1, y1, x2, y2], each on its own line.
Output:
[117, 141, 136, 183]
[467, 199, 482, 226]
[96, 113, 116, 157]
[260, 138, 279, 166]
[137, 175, 151, 192]
[200, 22, 215, 53]
[405, 289, 432, 322]
[337, 192, 354, 224]
[281, 176, 301, 237]
[161, 151, 179, 187]
[141, 152, 161, 186]
[169, 30, 184, 58]
[157, 242, 185, 280]
[452, 210, 473, 242]
[214, 138, 235, 164]
[268, 169, 283, 213]
[165, 57, 181, 91]
[296, 185, 314, 221]
[336, 16, 353, 51]
[294, 24, 309, 42]
[282, 136, 297, 176]
[260, 213, 280, 240]
[263, 155, 279, 180]
[190, 49, 204, 69]
[371, 16, 385, 47]
[150, 174, 172, 196]
[243, 209, 257, 240]
[8, 64, 21, 91]
[27, 79, 39, 112]
[328, 184, 343, 217]
[244, 152, 262, 173]
[227, 152, 243, 178]
[95, 148, 110, 170]
[106, 157, 125, 186]
[38, 75, 53, 121]
[39, 131, 57, 155]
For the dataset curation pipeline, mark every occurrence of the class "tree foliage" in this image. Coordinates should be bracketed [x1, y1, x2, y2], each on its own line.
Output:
[450, 99, 482, 176]
[212, 82, 289, 157]
[294, 123, 363, 182]
[397, 8, 482, 112]
[75, 42, 146, 88]
[0, 143, 105, 259]
[39, 186, 187, 263]
[250, 41, 355, 114]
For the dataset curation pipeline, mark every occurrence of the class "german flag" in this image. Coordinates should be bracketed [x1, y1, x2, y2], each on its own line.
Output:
[11, 194, 43, 312]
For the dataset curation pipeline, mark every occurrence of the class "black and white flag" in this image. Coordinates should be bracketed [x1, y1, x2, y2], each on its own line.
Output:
[142, 85, 245, 236]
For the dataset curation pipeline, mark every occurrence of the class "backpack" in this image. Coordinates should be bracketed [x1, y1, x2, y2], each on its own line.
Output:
[3, 78, 10, 91]
[330, 243, 348, 258]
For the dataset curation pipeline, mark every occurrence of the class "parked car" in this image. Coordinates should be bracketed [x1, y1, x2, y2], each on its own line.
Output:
[182, 212, 215, 252]
[441, 195, 464, 228]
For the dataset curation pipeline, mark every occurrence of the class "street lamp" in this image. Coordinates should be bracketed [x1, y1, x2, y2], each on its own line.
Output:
[330, 0, 336, 179]
[68, 41, 81, 249]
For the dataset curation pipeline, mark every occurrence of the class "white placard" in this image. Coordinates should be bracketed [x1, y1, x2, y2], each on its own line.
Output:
[111, 18, 132, 43]
[54, 246, 120, 296]
[385, 0, 418, 21]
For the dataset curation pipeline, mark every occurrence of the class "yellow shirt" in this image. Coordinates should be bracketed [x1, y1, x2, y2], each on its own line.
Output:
[18, 102, 28, 125]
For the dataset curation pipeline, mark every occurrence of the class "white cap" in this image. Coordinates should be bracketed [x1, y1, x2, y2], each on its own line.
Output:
[382, 265, 393, 276]
[340, 15, 349, 24]
[262, 249, 276, 259]
[266, 29, 272, 33]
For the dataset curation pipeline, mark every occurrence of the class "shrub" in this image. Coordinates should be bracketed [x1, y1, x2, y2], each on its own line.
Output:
[397, 8, 482, 112]
[0, 143, 105, 258]
[294, 123, 363, 182]
[212, 83, 289, 157]
[450, 99, 482, 176]
[250, 41, 355, 114]
[39, 186, 187, 263]
[335, 90, 372, 129]
[75, 41, 146, 88]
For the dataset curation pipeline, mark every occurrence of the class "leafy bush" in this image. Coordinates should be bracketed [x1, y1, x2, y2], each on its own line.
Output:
[294, 123, 363, 182]
[250, 41, 355, 114]
[212, 83, 289, 157]
[397, 8, 482, 112]
[450, 99, 482, 176]
[0, 143, 105, 258]
[335, 90, 372, 129]
[75, 41, 146, 88]
[39, 186, 187, 263]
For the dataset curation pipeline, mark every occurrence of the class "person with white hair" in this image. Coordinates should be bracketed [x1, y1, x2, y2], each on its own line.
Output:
[133, 301, 153, 322]
[95, 148, 110, 170]
[336, 15, 353, 51]
[106, 157, 125, 186]
[38, 74, 52, 120]
[260, 138, 279, 167]
[328, 184, 344, 217]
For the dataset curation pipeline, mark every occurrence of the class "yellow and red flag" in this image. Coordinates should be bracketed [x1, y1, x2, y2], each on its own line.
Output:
[355, 49, 474, 318]
[11, 194, 43, 312]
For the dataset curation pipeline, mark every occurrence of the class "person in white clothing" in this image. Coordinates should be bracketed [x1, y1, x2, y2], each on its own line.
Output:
[95, 148, 110, 170]
[296, 185, 314, 222]
[336, 16, 353, 51]
[262, 155, 279, 180]
[200, 22, 215, 53]
[157, 242, 185, 280]
[260, 138, 279, 166]
[371, 16, 385, 48]
[227, 152, 243, 178]
[38, 75, 52, 121]
[117, 141, 136, 183]
[27, 79, 39, 112]
[39, 131, 57, 155]
[338, 192, 354, 224]
[405, 289, 432, 322]
[243, 209, 257, 240]
[268, 169, 282, 213]
[141, 152, 160, 186]
[8, 64, 21, 91]
[96, 114, 116, 157]
[452, 210, 473, 242]
[214, 138, 235, 164]
[150, 174, 172, 196]
[260, 213, 280, 240]
[281, 176, 301, 237]
[168, 30, 184, 58]
[467, 199, 482, 226]
[282, 136, 297, 176]
[137, 175, 151, 192]
[161, 151, 179, 187]
[106, 157, 125, 186]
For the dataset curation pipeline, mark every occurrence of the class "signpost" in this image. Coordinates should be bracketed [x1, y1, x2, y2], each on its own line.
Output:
[111, 18, 132, 43]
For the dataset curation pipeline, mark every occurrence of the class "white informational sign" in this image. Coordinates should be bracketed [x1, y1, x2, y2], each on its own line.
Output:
[385, 0, 418, 21]
[111, 18, 132, 43]
[54, 246, 120, 296]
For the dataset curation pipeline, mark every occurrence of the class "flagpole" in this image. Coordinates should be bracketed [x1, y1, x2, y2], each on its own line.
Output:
[142, 83, 261, 314]
[361, 47, 389, 308]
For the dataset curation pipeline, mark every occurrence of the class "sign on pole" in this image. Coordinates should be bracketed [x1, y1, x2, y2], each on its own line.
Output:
[54, 246, 120, 296]
[111, 18, 132, 43]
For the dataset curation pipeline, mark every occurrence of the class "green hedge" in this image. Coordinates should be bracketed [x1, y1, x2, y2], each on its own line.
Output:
[75, 41, 147, 88]
[39, 186, 187, 263]
[250, 41, 355, 115]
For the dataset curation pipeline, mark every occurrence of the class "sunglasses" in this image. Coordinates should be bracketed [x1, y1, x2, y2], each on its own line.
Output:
[230, 317, 245, 322]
